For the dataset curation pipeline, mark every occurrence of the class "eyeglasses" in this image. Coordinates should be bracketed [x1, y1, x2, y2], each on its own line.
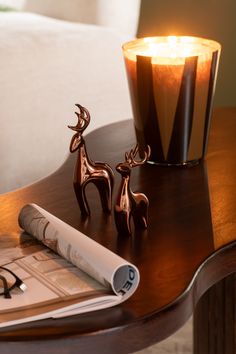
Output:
[0, 266, 27, 299]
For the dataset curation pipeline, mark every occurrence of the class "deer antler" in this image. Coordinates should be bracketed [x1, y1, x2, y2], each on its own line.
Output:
[68, 104, 91, 132]
[125, 144, 151, 168]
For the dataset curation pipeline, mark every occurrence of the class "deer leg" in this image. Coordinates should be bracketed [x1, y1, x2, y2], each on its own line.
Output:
[73, 182, 90, 216]
[114, 207, 132, 236]
[93, 178, 112, 213]
[133, 200, 148, 229]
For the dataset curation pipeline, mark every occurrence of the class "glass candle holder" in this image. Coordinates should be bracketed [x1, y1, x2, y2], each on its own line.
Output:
[123, 36, 221, 166]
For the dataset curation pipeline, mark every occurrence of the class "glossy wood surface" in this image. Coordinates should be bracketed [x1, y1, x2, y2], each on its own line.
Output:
[194, 273, 236, 354]
[0, 107, 235, 354]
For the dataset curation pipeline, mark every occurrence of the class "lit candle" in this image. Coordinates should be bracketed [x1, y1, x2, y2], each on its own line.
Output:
[123, 36, 221, 165]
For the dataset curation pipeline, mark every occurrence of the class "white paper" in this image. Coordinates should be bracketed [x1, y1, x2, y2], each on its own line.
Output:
[0, 204, 140, 327]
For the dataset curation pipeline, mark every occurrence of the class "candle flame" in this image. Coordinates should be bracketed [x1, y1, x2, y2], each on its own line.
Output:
[123, 36, 221, 65]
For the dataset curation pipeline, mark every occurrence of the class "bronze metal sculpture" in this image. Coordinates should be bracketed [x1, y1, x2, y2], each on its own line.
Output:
[68, 104, 114, 216]
[114, 144, 151, 236]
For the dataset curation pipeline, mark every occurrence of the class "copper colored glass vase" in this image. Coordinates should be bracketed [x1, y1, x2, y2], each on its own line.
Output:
[123, 36, 221, 166]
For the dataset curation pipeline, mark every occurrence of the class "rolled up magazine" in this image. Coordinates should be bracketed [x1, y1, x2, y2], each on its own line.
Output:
[0, 204, 139, 328]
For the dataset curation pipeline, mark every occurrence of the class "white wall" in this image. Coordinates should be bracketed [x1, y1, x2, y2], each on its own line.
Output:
[1, 0, 141, 38]
[0, 0, 25, 8]
[23, 0, 141, 37]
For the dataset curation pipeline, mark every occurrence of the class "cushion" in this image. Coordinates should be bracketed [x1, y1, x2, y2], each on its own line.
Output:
[0, 12, 132, 192]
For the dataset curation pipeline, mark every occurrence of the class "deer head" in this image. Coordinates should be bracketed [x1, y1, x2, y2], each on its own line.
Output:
[116, 144, 151, 176]
[68, 104, 91, 152]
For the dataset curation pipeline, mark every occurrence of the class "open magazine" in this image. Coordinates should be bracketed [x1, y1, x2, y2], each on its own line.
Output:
[0, 204, 139, 328]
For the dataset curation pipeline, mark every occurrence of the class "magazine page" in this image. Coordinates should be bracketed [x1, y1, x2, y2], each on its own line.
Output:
[18, 204, 140, 301]
[0, 204, 139, 327]
[0, 248, 112, 327]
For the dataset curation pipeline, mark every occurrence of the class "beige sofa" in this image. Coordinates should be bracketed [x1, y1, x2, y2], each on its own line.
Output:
[0, 0, 141, 193]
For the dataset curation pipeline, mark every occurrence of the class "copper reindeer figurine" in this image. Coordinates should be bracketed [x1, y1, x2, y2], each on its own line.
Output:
[68, 104, 114, 216]
[114, 144, 151, 236]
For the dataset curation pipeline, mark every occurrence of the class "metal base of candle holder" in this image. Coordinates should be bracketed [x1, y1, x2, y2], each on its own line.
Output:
[147, 159, 200, 167]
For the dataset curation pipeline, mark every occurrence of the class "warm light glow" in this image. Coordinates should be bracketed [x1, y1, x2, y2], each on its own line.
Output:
[122, 35, 221, 165]
[123, 36, 221, 65]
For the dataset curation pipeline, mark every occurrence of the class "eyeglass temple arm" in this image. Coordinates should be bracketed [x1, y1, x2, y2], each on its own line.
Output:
[0, 275, 11, 299]
[0, 266, 27, 293]
[14, 277, 27, 292]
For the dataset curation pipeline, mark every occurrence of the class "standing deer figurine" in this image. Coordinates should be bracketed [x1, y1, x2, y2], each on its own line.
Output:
[114, 144, 151, 236]
[68, 104, 114, 216]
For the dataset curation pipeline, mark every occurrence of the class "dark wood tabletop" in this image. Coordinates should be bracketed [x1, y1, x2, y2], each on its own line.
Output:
[0, 107, 235, 354]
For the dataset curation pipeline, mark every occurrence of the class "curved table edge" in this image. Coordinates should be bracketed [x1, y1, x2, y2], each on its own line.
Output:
[1, 241, 236, 354]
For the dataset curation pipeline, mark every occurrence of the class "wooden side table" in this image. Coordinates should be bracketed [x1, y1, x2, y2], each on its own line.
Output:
[0, 107, 235, 354]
